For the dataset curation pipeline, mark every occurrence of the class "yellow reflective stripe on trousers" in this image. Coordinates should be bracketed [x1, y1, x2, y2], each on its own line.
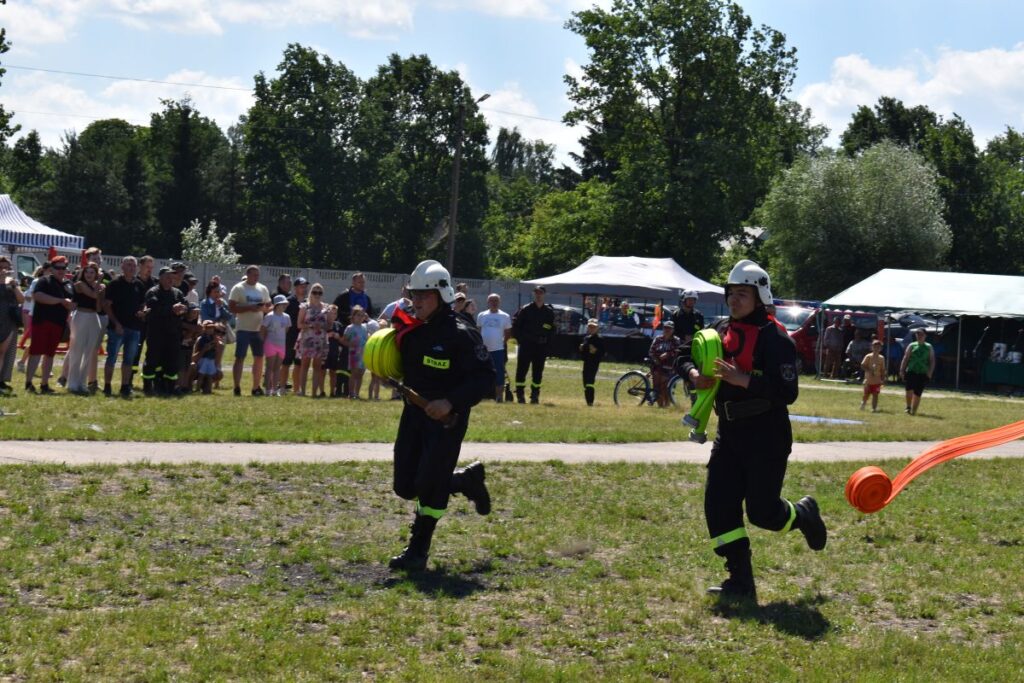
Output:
[531, 382, 542, 388]
[417, 504, 446, 519]
[584, 383, 595, 388]
[712, 527, 748, 548]
[780, 500, 797, 533]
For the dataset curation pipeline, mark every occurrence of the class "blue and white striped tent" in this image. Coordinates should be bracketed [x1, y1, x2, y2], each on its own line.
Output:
[0, 194, 84, 250]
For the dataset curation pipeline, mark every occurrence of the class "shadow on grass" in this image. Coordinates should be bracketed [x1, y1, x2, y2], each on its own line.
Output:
[381, 561, 492, 598]
[712, 594, 831, 640]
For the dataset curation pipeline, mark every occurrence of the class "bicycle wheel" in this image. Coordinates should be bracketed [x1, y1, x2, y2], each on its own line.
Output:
[668, 374, 693, 408]
[614, 370, 651, 406]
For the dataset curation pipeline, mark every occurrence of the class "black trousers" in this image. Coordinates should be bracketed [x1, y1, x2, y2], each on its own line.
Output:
[393, 404, 470, 513]
[582, 362, 600, 404]
[141, 331, 181, 382]
[515, 341, 547, 394]
[705, 413, 793, 556]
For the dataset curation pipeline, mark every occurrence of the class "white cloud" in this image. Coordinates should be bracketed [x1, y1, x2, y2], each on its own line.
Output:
[798, 45, 1024, 146]
[432, 0, 557, 21]
[6, 70, 254, 149]
[478, 82, 582, 168]
[3, 2, 81, 45]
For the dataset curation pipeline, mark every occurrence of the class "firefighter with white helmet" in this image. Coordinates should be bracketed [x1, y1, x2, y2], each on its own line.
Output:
[387, 259, 495, 572]
[672, 289, 705, 343]
[678, 259, 827, 601]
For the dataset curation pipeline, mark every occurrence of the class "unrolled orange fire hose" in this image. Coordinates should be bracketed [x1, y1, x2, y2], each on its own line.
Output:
[845, 420, 1024, 513]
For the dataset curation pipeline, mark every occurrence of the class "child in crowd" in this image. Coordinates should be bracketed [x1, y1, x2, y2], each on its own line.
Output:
[325, 312, 346, 398]
[260, 295, 292, 396]
[341, 304, 369, 399]
[193, 321, 225, 394]
[365, 313, 382, 400]
[860, 338, 886, 412]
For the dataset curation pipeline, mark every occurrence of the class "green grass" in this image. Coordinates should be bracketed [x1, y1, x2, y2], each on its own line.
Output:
[0, 460, 1021, 680]
[2, 357, 1021, 443]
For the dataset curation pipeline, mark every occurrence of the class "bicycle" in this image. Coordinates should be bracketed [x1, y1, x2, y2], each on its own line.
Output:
[613, 359, 688, 407]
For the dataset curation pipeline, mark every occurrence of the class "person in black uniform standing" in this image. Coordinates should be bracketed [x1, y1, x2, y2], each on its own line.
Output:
[579, 317, 605, 406]
[512, 285, 555, 404]
[141, 267, 188, 396]
[672, 290, 705, 343]
[388, 260, 495, 572]
[680, 260, 827, 601]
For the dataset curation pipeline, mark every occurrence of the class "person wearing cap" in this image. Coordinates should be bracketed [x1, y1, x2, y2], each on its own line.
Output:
[141, 267, 189, 396]
[24, 256, 73, 394]
[260, 294, 292, 396]
[452, 291, 475, 328]
[476, 293, 513, 402]
[229, 265, 272, 396]
[579, 318, 605, 406]
[387, 259, 494, 572]
[283, 277, 308, 392]
[899, 327, 935, 415]
[672, 290, 705, 343]
[648, 318, 681, 407]
[679, 259, 826, 602]
[511, 285, 555, 404]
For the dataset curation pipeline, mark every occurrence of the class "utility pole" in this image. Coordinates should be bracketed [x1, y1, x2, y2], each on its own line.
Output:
[446, 92, 489, 275]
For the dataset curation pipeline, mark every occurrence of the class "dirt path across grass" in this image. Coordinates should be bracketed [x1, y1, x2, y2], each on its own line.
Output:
[1, 438, 1021, 466]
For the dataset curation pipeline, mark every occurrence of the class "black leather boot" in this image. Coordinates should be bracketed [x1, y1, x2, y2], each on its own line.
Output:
[529, 388, 540, 404]
[515, 387, 526, 404]
[389, 514, 438, 572]
[793, 496, 827, 551]
[451, 462, 491, 515]
[584, 386, 595, 406]
[143, 378, 155, 396]
[707, 546, 757, 601]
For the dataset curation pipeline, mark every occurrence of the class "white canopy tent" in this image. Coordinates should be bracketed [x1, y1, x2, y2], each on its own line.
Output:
[824, 268, 1024, 318]
[525, 255, 724, 302]
[0, 194, 84, 251]
[824, 269, 1024, 389]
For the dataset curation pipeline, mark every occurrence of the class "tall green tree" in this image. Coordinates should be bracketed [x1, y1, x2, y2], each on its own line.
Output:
[243, 44, 361, 267]
[565, 0, 824, 277]
[354, 54, 489, 275]
[759, 141, 951, 298]
[148, 97, 231, 257]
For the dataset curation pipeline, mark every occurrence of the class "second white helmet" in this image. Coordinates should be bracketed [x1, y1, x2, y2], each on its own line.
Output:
[680, 289, 699, 302]
[726, 259, 773, 306]
[409, 259, 455, 304]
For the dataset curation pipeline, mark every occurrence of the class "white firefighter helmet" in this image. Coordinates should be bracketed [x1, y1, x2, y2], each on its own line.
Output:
[409, 259, 455, 304]
[680, 289, 699, 302]
[726, 259, 773, 306]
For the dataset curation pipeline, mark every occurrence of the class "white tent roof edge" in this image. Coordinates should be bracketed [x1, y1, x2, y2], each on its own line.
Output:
[0, 194, 85, 251]
[823, 268, 1024, 319]
[524, 255, 724, 299]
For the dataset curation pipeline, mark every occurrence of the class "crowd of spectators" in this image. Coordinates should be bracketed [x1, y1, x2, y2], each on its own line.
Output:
[1, 252, 404, 400]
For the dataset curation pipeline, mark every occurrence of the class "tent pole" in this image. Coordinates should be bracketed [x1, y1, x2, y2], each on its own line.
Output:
[955, 315, 962, 390]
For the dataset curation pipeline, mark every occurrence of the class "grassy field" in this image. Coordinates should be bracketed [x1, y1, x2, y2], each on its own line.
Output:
[2, 357, 1021, 443]
[0, 459, 1021, 680]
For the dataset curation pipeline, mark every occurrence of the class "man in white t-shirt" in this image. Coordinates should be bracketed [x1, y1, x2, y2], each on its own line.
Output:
[228, 265, 272, 396]
[476, 293, 512, 402]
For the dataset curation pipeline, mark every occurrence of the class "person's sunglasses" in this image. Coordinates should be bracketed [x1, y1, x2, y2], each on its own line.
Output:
[311, 290, 323, 295]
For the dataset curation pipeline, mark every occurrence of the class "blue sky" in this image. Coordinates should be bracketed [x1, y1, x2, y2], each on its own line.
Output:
[4, 1, 1024, 166]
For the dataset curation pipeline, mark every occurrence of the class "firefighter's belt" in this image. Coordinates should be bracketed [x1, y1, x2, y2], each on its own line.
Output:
[719, 398, 773, 421]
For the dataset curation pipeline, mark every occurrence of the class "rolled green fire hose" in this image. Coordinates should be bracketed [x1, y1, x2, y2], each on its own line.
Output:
[681, 329, 723, 444]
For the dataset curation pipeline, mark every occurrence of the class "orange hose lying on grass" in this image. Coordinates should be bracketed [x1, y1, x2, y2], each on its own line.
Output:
[845, 420, 1024, 514]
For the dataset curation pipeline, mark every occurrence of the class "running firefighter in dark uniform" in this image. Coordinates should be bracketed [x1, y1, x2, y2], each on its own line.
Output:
[680, 259, 827, 601]
[388, 260, 496, 572]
